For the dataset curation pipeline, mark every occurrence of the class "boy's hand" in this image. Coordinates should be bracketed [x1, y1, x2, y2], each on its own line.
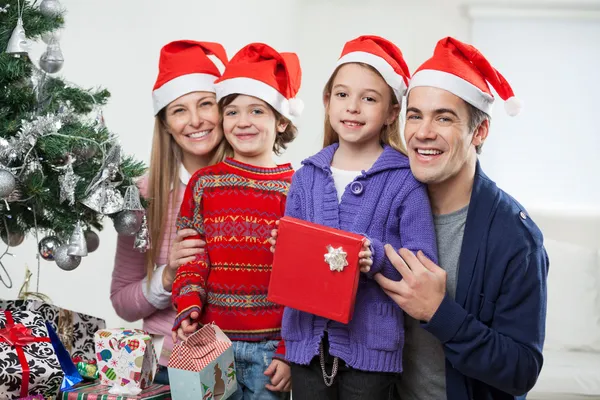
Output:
[268, 220, 280, 253]
[171, 311, 201, 343]
[359, 239, 373, 273]
[264, 359, 292, 392]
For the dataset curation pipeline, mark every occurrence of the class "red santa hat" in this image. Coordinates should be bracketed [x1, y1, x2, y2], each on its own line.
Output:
[152, 40, 228, 115]
[408, 37, 521, 116]
[335, 35, 411, 102]
[214, 43, 303, 120]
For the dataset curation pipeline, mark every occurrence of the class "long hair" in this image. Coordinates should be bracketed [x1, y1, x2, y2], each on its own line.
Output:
[145, 111, 229, 282]
[322, 63, 406, 155]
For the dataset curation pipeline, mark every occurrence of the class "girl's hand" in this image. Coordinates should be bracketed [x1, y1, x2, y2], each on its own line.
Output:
[359, 239, 373, 273]
[268, 220, 280, 253]
[264, 359, 292, 392]
[163, 229, 205, 291]
[171, 311, 201, 343]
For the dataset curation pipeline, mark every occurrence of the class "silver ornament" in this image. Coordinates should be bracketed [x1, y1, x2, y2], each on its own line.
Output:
[67, 221, 87, 257]
[39, 39, 64, 74]
[39, 0, 62, 17]
[80, 181, 124, 214]
[84, 230, 100, 253]
[58, 159, 81, 205]
[39, 236, 61, 260]
[6, 18, 29, 56]
[0, 169, 17, 198]
[1, 231, 25, 247]
[134, 214, 150, 252]
[123, 185, 144, 211]
[113, 210, 142, 236]
[54, 244, 81, 271]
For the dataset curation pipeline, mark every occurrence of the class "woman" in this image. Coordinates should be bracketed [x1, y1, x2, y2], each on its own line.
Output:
[110, 40, 229, 384]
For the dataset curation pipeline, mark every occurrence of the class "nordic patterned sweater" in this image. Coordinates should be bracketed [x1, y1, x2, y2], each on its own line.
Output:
[172, 157, 294, 360]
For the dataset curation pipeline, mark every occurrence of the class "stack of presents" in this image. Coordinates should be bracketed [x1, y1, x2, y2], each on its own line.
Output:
[1, 216, 367, 399]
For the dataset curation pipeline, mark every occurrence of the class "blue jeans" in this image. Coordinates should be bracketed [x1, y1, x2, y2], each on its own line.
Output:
[229, 340, 290, 400]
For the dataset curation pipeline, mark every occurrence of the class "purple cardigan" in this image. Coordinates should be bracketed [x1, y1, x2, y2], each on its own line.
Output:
[281, 144, 438, 373]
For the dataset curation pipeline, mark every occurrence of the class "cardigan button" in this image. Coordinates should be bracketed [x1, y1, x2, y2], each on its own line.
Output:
[350, 181, 363, 195]
[519, 211, 527, 220]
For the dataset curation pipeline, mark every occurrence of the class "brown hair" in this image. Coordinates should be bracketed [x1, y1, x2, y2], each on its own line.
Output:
[322, 63, 406, 155]
[218, 94, 297, 155]
[464, 101, 491, 155]
[145, 110, 229, 282]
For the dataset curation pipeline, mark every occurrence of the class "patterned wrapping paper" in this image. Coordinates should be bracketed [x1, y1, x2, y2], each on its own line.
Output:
[59, 382, 171, 400]
[0, 310, 64, 399]
[0, 299, 106, 361]
[168, 324, 237, 400]
[94, 329, 163, 392]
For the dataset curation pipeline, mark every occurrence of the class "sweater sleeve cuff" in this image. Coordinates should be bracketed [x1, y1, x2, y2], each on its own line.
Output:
[141, 264, 172, 310]
[421, 293, 468, 344]
[273, 340, 287, 363]
[173, 306, 202, 331]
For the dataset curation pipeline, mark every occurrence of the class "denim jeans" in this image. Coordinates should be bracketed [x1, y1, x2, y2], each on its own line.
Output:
[229, 340, 290, 400]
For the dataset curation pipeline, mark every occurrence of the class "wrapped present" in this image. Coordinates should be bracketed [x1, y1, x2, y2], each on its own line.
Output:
[0, 298, 106, 360]
[0, 310, 65, 399]
[94, 329, 164, 393]
[59, 382, 171, 400]
[168, 324, 237, 400]
[268, 216, 365, 323]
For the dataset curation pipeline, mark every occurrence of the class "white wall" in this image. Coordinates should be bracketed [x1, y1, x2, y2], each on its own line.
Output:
[1, 0, 598, 329]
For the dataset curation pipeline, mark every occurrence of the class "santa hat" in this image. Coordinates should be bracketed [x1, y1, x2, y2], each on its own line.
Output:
[152, 40, 228, 115]
[408, 37, 521, 116]
[214, 43, 303, 121]
[336, 35, 411, 102]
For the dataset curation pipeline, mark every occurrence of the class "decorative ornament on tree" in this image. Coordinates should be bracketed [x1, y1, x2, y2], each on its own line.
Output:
[84, 230, 99, 253]
[94, 110, 106, 133]
[67, 221, 87, 257]
[38, 236, 61, 261]
[113, 210, 142, 236]
[1, 231, 25, 247]
[6, 17, 28, 56]
[0, 169, 17, 198]
[123, 185, 144, 211]
[41, 28, 62, 45]
[39, 0, 62, 17]
[80, 144, 124, 214]
[134, 213, 150, 253]
[58, 156, 81, 205]
[39, 39, 65, 74]
[54, 244, 81, 271]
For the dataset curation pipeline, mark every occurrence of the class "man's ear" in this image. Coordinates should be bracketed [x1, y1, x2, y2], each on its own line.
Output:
[472, 119, 490, 148]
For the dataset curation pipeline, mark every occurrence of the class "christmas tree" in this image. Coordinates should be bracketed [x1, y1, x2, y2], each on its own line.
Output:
[0, 0, 146, 283]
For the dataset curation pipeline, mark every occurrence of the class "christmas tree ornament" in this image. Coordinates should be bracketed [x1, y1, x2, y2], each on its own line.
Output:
[113, 210, 141, 236]
[0, 4, 10, 13]
[54, 244, 81, 271]
[81, 144, 124, 214]
[1, 230, 25, 247]
[6, 17, 29, 56]
[38, 235, 61, 260]
[94, 110, 106, 133]
[123, 185, 144, 211]
[134, 213, 150, 252]
[41, 28, 62, 44]
[39, 39, 65, 74]
[58, 157, 81, 205]
[39, 0, 62, 17]
[84, 230, 100, 253]
[67, 221, 87, 256]
[0, 169, 17, 198]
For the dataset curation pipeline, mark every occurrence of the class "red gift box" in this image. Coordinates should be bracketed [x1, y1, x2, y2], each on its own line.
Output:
[268, 216, 365, 323]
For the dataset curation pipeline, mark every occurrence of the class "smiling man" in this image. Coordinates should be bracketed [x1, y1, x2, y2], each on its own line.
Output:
[374, 37, 549, 400]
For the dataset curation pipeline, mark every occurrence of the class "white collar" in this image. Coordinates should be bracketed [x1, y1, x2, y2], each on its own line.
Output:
[179, 164, 192, 186]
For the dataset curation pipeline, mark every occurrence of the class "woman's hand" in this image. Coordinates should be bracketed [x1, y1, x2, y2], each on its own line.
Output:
[163, 229, 205, 291]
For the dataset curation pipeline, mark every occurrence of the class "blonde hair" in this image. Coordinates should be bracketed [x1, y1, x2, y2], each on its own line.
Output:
[145, 111, 229, 282]
[322, 63, 406, 155]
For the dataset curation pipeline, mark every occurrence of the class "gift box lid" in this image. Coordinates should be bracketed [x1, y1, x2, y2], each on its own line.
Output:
[168, 324, 232, 372]
[268, 216, 365, 323]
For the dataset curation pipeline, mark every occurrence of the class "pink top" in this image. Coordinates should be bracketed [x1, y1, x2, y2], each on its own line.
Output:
[110, 167, 191, 366]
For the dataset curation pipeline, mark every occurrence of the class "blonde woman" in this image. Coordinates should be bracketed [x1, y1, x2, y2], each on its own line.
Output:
[110, 40, 229, 384]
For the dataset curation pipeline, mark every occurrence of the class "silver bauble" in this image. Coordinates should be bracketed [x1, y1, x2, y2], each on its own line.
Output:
[39, 0, 62, 17]
[39, 236, 61, 261]
[39, 40, 64, 74]
[1, 231, 25, 247]
[84, 230, 100, 253]
[113, 210, 142, 236]
[54, 245, 81, 271]
[0, 170, 17, 198]
[6, 18, 29, 56]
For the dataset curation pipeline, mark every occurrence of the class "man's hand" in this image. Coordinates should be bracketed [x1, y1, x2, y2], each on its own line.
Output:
[264, 359, 292, 392]
[374, 245, 446, 322]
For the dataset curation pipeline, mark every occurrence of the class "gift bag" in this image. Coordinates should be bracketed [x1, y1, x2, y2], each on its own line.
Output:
[168, 324, 237, 400]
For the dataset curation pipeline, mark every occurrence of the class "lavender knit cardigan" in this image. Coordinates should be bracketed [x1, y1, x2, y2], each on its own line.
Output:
[281, 144, 438, 373]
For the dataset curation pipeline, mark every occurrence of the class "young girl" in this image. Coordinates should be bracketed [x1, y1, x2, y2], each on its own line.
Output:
[171, 43, 302, 399]
[272, 36, 438, 399]
[110, 40, 229, 384]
